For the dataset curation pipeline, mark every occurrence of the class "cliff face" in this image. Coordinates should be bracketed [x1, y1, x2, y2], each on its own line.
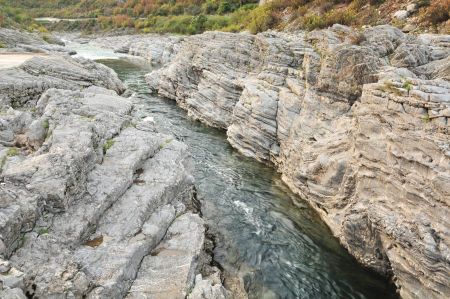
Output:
[148, 25, 450, 298]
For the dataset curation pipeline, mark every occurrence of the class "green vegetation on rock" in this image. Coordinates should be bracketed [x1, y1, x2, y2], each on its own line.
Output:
[6, 147, 19, 157]
[103, 138, 115, 154]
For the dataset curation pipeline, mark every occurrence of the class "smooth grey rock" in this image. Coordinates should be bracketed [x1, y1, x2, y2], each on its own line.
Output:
[0, 28, 70, 54]
[188, 274, 231, 299]
[24, 118, 48, 150]
[0, 258, 11, 273]
[393, 10, 409, 20]
[126, 213, 205, 299]
[1, 53, 225, 298]
[406, 4, 416, 13]
[0, 55, 125, 107]
[151, 25, 450, 299]
[0, 266, 24, 290]
[87, 34, 183, 65]
[0, 287, 27, 299]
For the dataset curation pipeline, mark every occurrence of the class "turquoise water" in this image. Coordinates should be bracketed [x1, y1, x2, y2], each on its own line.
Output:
[99, 58, 398, 299]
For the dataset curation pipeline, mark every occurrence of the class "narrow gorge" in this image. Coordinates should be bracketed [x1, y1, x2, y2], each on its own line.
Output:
[0, 20, 449, 299]
[145, 25, 450, 299]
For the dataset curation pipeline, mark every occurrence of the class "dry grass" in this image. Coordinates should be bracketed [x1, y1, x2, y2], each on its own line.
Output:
[420, 0, 450, 25]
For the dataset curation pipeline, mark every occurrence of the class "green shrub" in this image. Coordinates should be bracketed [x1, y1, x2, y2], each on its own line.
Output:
[221, 23, 243, 32]
[218, 1, 232, 14]
[189, 14, 208, 34]
[204, 15, 231, 30]
[247, 5, 274, 34]
[402, 80, 413, 92]
[103, 139, 115, 154]
[42, 119, 49, 129]
[6, 148, 18, 157]
[202, 1, 219, 14]
[302, 14, 325, 30]
[38, 228, 49, 235]
[42, 34, 51, 43]
[324, 7, 357, 26]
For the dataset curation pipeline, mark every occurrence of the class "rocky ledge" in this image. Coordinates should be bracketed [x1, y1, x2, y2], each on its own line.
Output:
[0, 28, 73, 55]
[75, 33, 184, 65]
[148, 25, 450, 298]
[0, 41, 229, 298]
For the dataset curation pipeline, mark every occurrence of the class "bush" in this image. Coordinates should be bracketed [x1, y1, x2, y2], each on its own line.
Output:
[202, 1, 219, 14]
[325, 7, 357, 26]
[247, 5, 275, 34]
[302, 14, 325, 30]
[416, 0, 431, 8]
[221, 23, 243, 32]
[204, 15, 231, 30]
[217, 1, 232, 14]
[189, 15, 208, 34]
[103, 139, 115, 154]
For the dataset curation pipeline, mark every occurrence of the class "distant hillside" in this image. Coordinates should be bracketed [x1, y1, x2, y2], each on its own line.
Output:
[2, 0, 260, 18]
[1, 0, 448, 34]
[268, 0, 449, 34]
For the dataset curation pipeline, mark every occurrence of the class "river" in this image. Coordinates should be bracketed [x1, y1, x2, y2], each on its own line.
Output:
[72, 43, 397, 298]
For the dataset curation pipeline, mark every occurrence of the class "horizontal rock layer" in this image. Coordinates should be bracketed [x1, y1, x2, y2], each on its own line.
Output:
[0, 55, 126, 108]
[85, 34, 183, 65]
[150, 25, 450, 299]
[0, 28, 71, 54]
[0, 37, 228, 298]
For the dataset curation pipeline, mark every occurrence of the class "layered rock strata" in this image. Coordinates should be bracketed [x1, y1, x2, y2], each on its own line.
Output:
[0, 55, 228, 297]
[0, 28, 71, 54]
[84, 34, 183, 65]
[149, 25, 450, 299]
[0, 55, 125, 108]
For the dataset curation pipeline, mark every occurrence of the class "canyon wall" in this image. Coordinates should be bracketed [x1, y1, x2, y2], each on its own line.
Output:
[148, 25, 450, 298]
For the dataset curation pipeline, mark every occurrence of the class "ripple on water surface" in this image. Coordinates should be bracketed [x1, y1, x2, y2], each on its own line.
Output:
[97, 58, 398, 299]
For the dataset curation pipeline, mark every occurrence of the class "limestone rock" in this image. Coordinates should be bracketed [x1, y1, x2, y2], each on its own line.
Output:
[0, 55, 125, 107]
[406, 4, 417, 13]
[87, 34, 183, 65]
[0, 54, 227, 298]
[151, 25, 450, 298]
[188, 274, 231, 299]
[0, 28, 71, 54]
[393, 10, 409, 20]
[127, 213, 206, 299]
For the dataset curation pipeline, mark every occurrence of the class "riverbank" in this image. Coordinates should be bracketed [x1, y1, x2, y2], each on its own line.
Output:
[0, 30, 229, 299]
[98, 56, 399, 299]
[145, 25, 450, 299]
[70, 26, 450, 298]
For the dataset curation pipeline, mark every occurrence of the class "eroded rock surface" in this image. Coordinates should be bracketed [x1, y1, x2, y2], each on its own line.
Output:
[150, 25, 450, 299]
[85, 34, 183, 65]
[0, 55, 228, 298]
[0, 55, 125, 107]
[0, 28, 71, 54]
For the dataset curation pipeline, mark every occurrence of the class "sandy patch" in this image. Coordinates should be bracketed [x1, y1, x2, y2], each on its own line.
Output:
[0, 53, 48, 69]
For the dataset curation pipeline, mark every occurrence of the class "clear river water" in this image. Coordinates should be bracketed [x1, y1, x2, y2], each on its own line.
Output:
[84, 53, 397, 299]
